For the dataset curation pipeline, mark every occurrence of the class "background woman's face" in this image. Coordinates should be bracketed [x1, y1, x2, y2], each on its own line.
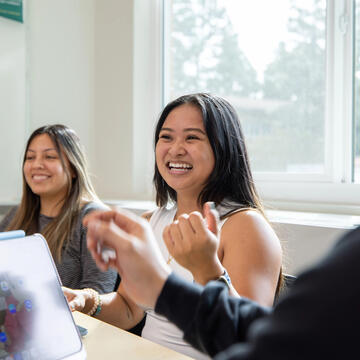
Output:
[155, 104, 215, 197]
[23, 134, 71, 202]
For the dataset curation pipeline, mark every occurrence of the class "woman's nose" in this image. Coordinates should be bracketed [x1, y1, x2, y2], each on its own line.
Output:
[33, 157, 44, 168]
[169, 140, 186, 156]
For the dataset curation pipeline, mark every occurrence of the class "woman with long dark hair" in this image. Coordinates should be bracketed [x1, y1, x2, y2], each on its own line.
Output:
[65, 94, 282, 359]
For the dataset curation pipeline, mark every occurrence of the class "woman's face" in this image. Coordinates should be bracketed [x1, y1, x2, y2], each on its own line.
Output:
[23, 134, 72, 203]
[155, 104, 215, 197]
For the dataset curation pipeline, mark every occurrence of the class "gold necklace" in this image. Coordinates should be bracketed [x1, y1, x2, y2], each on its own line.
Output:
[166, 255, 173, 265]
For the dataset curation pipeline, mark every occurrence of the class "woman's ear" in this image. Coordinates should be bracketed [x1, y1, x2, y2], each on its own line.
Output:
[69, 164, 77, 179]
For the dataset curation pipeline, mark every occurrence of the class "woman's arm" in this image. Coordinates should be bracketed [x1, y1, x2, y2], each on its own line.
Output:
[219, 210, 282, 306]
[63, 282, 145, 330]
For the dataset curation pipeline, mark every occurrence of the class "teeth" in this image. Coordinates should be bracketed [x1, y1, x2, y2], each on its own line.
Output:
[33, 175, 48, 180]
[168, 162, 192, 169]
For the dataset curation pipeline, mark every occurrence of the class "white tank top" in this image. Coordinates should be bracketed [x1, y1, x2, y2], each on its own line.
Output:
[142, 204, 231, 360]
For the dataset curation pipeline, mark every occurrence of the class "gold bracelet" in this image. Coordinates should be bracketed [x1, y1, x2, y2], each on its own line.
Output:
[83, 288, 101, 316]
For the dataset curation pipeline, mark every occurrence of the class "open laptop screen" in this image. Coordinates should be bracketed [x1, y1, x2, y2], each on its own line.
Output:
[0, 234, 85, 360]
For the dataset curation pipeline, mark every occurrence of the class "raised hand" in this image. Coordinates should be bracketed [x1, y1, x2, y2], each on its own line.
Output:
[163, 202, 224, 285]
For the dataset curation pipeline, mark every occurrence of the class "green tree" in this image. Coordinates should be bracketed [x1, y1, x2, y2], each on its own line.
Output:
[170, 0, 327, 173]
[171, 0, 259, 97]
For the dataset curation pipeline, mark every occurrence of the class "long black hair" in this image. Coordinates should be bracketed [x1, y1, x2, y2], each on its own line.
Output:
[153, 93, 264, 214]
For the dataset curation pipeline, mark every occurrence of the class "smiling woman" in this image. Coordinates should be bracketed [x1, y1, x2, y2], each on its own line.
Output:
[141, 93, 282, 359]
[0, 125, 117, 294]
[63, 94, 282, 360]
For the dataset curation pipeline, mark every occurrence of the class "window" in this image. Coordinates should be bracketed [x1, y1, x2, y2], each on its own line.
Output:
[162, 0, 360, 212]
[355, 0, 360, 182]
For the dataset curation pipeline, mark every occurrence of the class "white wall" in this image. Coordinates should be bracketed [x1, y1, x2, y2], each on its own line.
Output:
[91, 0, 162, 201]
[92, 0, 135, 200]
[27, 0, 95, 154]
[0, 0, 97, 203]
[1, 0, 160, 204]
[273, 223, 347, 275]
[0, 0, 154, 203]
[0, 15, 26, 203]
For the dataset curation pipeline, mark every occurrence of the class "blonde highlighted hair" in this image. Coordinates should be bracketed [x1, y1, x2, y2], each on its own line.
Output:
[6, 124, 100, 262]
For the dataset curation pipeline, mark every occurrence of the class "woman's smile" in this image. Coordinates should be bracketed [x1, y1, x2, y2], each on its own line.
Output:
[167, 161, 193, 175]
[31, 174, 51, 182]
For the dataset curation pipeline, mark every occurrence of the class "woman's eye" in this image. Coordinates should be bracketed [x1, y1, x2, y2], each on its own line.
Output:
[159, 134, 171, 140]
[187, 135, 199, 140]
[25, 156, 34, 161]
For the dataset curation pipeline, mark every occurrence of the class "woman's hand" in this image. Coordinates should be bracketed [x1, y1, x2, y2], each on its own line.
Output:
[83, 209, 171, 309]
[163, 202, 224, 285]
[62, 286, 89, 313]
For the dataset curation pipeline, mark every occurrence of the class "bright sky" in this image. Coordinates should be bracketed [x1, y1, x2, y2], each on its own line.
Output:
[223, 0, 291, 77]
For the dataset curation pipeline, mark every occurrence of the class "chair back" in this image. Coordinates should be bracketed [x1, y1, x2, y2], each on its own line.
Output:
[274, 273, 297, 305]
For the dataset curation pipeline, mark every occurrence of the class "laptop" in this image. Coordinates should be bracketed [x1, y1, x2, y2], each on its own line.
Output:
[0, 230, 25, 241]
[0, 233, 86, 359]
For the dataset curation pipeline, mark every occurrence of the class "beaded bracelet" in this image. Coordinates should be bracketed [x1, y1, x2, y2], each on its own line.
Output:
[84, 288, 102, 316]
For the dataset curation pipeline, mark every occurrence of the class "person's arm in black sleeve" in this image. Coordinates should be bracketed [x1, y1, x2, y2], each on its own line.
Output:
[215, 227, 360, 360]
[157, 227, 360, 360]
[155, 272, 270, 357]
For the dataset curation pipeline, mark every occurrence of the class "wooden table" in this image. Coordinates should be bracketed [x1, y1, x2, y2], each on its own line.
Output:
[73, 311, 193, 359]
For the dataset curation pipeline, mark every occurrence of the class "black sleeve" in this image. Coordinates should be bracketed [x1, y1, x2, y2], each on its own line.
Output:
[155, 273, 270, 357]
[157, 227, 360, 360]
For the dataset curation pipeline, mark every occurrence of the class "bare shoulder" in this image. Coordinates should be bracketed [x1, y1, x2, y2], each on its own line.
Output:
[223, 208, 268, 227]
[221, 209, 280, 248]
[219, 209, 282, 306]
[141, 210, 154, 222]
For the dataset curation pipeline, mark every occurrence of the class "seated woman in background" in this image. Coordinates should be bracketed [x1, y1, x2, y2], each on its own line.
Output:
[64, 93, 282, 360]
[0, 124, 117, 294]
